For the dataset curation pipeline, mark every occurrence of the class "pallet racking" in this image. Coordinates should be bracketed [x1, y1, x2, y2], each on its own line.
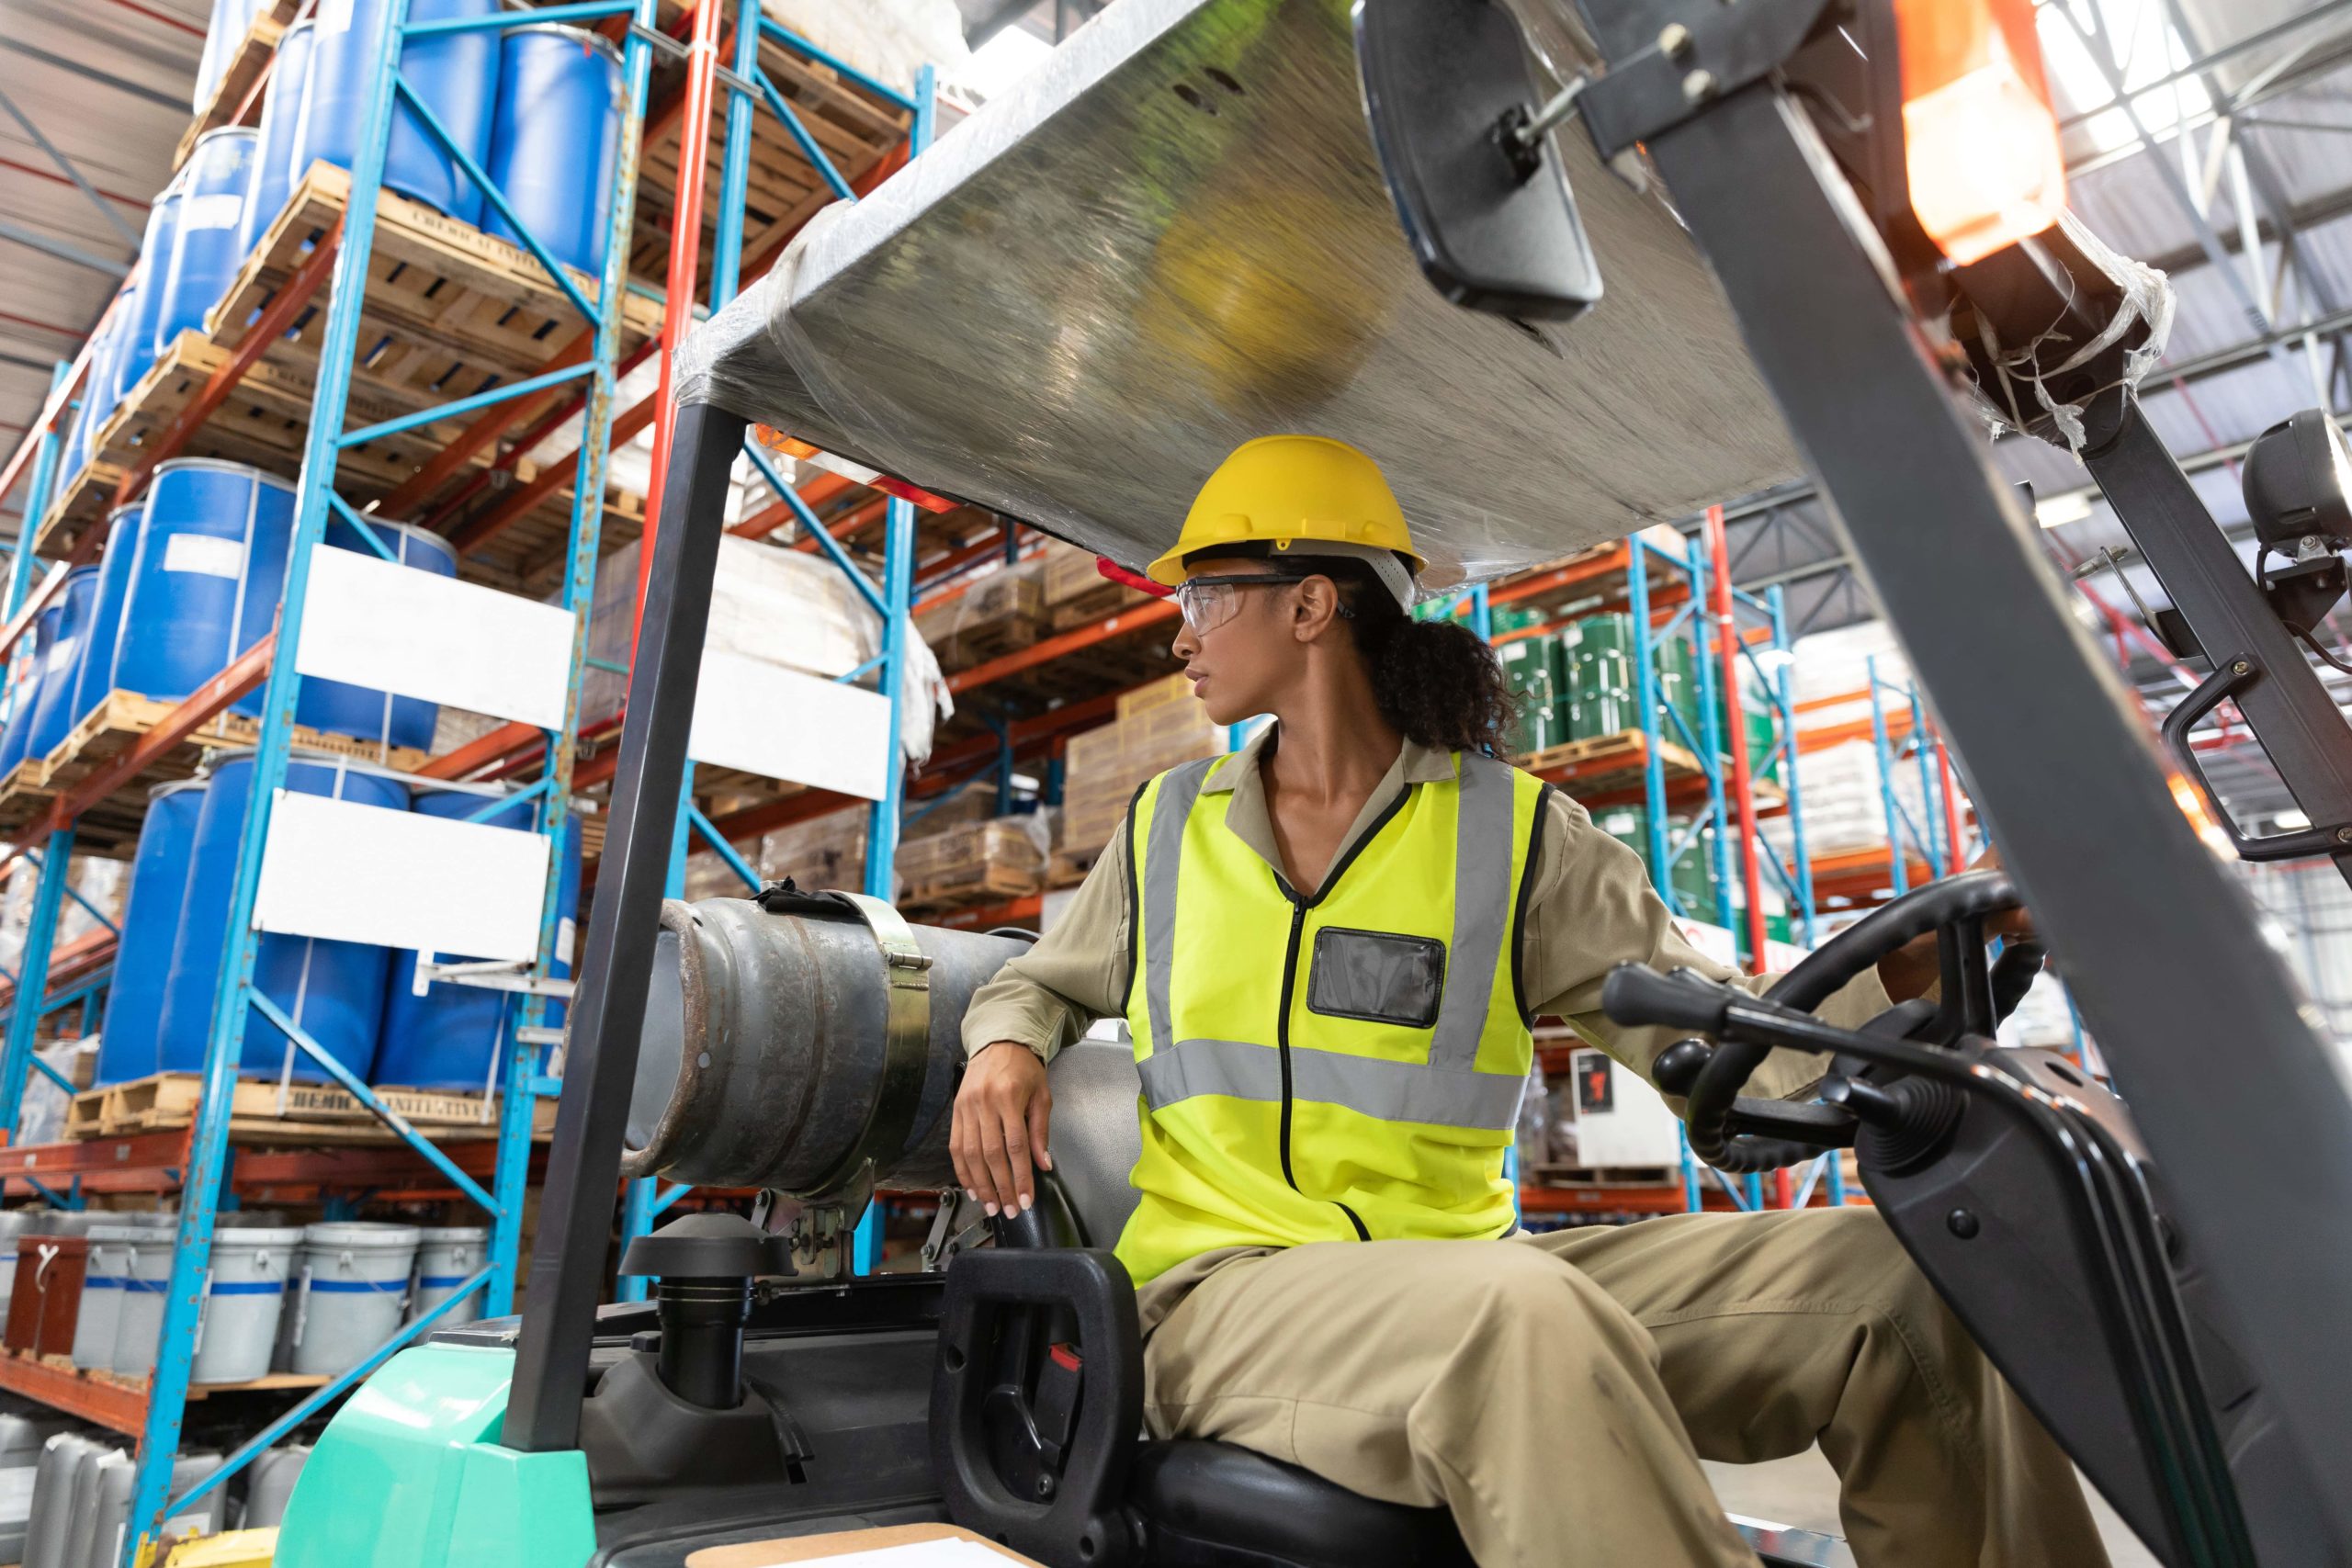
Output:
[0, 2, 938, 1559]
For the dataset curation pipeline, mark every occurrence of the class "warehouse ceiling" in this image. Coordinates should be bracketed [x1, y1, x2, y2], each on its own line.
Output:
[0, 0, 206, 536]
[1697, 0, 2352, 827]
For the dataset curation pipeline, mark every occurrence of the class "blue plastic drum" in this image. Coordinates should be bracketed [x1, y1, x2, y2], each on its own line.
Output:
[238, 19, 318, 258]
[113, 459, 295, 717]
[0, 598, 62, 779]
[127, 180, 187, 383]
[96, 778, 210, 1087]
[485, 26, 621, 276]
[158, 750, 406, 1082]
[375, 792, 582, 1089]
[157, 129, 258, 354]
[294, 517, 456, 750]
[68, 502, 146, 731]
[17, 565, 101, 767]
[193, 0, 264, 110]
[294, 0, 500, 223]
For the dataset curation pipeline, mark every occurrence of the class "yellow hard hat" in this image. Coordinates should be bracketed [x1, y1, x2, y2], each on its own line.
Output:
[1145, 435, 1426, 588]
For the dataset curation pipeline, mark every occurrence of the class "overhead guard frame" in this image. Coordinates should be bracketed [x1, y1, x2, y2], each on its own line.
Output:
[503, 6, 2352, 1554]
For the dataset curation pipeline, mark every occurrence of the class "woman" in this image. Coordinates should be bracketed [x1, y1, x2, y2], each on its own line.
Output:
[949, 434, 2102, 1568]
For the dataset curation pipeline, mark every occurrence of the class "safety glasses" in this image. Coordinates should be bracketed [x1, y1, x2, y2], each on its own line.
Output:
[1174, 571, 1317, 635]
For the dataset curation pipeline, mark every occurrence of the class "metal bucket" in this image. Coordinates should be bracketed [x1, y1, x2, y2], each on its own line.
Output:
[85, 1449, 220, 1568]
[70, 503, 148, 732]
[107, 1213, 185, 1377]
[403, 1225, 486, 1325]
[294, 0, 500, 223]
[159, 750, 407, 1083]
[96, 780, 209, 1088]
[156, 129, 257, 355]
[623, 897, 1032, 1195]
[288, 1222, 420, 1375]
[19, 566, 101, 768]
[191, 1223, 304, 1383]
[0, 597, 67, 779]
[240, 1443, 308, 1529]
[294, 516, 456, 750]
[69, 1224, 146, 1371]
[377, 791, 581, 1090]
[484, 25, 621, 276]
[111, 459, 295, 714]
[238, 18, 316, 257]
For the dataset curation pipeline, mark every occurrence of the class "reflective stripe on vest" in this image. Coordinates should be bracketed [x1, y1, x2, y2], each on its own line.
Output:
[1116, 750, 1545, 1284]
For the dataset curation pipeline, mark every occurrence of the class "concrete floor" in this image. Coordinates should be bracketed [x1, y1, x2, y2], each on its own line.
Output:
[1702, 1449, 2159, 1567]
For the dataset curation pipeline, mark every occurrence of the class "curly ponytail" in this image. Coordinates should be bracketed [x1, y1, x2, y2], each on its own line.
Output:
[1331, 566, 1517, 757]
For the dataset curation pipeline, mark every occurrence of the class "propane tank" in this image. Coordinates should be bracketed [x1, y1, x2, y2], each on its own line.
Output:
[623, 890, 1034, 1197]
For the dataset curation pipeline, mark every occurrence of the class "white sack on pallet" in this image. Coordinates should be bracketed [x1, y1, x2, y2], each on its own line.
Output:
[582, 536, 952, 774]
[762, 0, 971, 99]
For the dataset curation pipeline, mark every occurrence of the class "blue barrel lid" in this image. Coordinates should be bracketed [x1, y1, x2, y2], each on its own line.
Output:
[150, 456, 299, 493]
[147, 775, 210, 803]
[341, 514, 458, 565]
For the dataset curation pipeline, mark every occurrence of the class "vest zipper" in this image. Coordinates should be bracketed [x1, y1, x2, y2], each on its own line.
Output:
[1275, 890, 1370, 1242]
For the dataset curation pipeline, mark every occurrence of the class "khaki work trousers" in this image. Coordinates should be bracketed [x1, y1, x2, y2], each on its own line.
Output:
[1139, 1206, 2109, 1568]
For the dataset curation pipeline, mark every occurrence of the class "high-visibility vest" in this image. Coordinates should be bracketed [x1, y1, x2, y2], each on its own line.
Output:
[1115, 750, 1550, 1285]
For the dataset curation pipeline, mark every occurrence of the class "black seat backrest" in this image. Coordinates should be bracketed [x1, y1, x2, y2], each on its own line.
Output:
[1040, 1034, 1147, 1249]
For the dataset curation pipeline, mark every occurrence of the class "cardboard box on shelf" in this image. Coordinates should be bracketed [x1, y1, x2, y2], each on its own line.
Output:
[759, 806, 870, 892]
[898, 817, 1048, 908]
[914, 561, 1045, 670]
[1043, 537, 1150, 628]
[1115, 671, 1197, 721]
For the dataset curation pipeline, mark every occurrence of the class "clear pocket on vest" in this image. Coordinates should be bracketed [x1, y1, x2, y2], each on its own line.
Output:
[1306, 927, 1447, 1029]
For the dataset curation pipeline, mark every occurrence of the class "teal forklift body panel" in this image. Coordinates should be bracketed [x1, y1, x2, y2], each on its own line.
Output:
[274, 1345, 596, 1568]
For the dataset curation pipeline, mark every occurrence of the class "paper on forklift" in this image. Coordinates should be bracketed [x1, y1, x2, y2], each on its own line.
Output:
[670, 0, 1803, 587]
[685, 1522, 1042, 1566]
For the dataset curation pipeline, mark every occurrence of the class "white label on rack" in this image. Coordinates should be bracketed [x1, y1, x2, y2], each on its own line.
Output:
[294, 545, 575, 730]
[181, 193, 243, 231]
[317, 0, 354, 34]
[163, 533, 245, 581]
[557, 916, 576, 968]
[256, 788, 551, 961]
[687, 652, 892, 798]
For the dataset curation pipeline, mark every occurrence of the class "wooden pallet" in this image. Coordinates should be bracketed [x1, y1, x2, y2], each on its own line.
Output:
[1517, 730, 1703, 798]
[1046, 843, 1107, 889]
[900, 861, 1043, 914]
[75, 1072, 555, 1142]
[173, 5, 295, 169]
[0, 761, 55, 840]
[40, 164, 666, 560]
[0, 689, 434, 859]
[174, 0, 303, 165]
[1049, 581, 1150, 632]
[628, 23, 912, 288]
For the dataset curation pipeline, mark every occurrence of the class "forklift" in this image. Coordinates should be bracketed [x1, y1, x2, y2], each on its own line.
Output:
[269, 0, 2352, 1563]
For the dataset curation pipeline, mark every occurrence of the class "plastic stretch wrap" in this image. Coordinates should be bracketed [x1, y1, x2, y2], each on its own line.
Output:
[1964, 210, 2176, 455]
[672, 0, 1801, 587]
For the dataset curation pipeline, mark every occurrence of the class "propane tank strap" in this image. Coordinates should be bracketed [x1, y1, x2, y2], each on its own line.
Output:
[802, 894, 935, 1202]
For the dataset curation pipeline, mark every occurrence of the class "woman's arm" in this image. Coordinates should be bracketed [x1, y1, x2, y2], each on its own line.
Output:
[1522, 791, 1894, 1103]
[954, 831, 1135, 1213]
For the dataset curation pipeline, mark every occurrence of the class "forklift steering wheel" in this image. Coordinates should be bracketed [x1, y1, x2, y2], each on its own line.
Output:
[1671, 870, 2045, 1174]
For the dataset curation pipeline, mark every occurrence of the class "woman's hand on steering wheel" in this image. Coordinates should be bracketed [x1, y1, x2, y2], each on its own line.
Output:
[1876, 846, 2037, 1002]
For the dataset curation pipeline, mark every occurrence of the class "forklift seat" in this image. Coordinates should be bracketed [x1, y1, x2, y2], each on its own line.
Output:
[1004, 1036, 1478, 1567]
